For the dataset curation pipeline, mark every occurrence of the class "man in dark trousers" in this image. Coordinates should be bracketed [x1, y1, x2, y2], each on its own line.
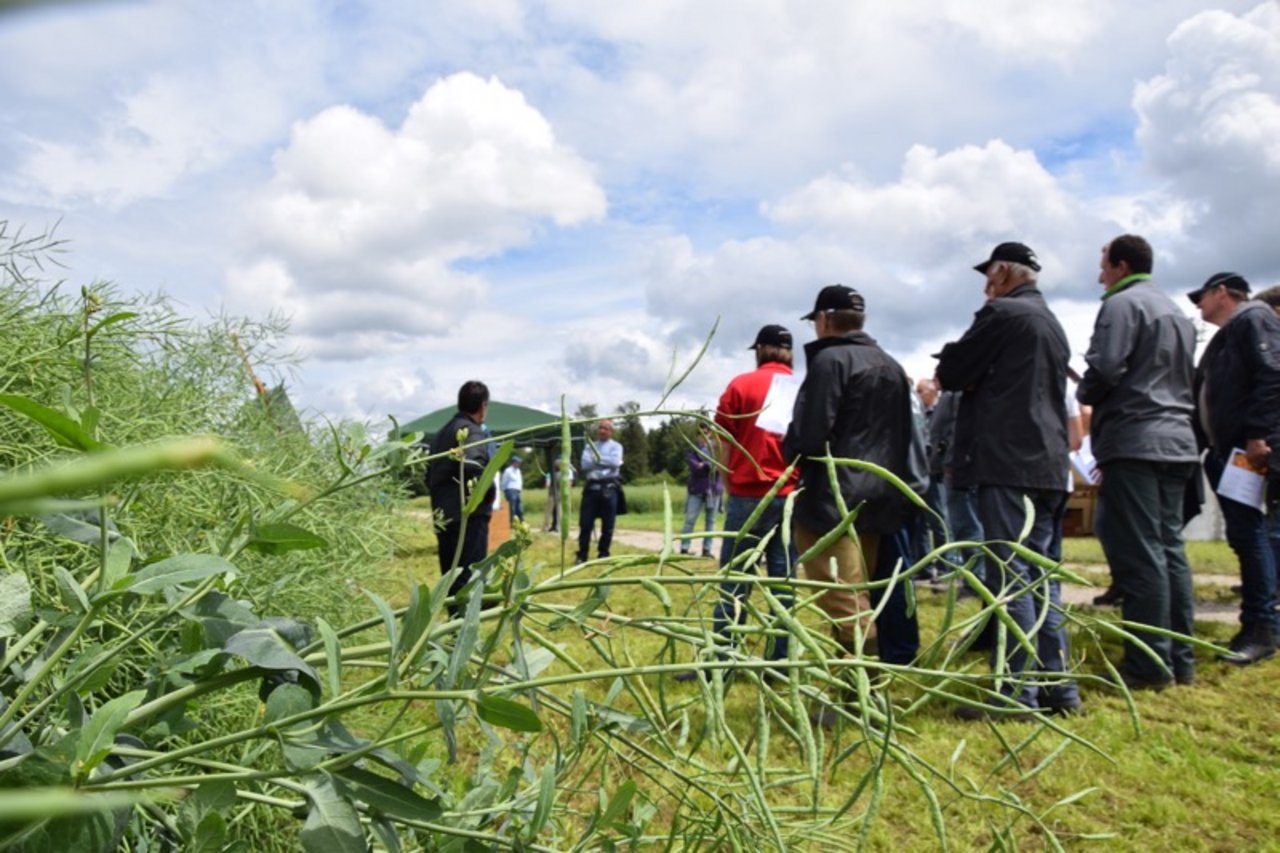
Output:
[1189, 272, 1280, 664]
[1079, 234, 1199, 690]
[937, 242, 1081, 717]
[427, 380, 495, 616]
[783, 286, 919, 676]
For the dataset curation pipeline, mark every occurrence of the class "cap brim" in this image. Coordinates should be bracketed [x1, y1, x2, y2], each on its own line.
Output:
[973, 261, 992, 274]
[1186, 290, 1204, 305]
[800, 310, 816, 321]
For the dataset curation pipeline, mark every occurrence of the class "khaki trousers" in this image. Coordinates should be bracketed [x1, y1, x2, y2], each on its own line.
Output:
[794, 524, 878, 645]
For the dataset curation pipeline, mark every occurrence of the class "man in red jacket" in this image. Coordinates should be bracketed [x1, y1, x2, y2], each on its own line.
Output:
[680, 325, 799, 680]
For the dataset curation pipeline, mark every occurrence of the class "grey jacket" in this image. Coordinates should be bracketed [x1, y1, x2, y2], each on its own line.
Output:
[1077, 280, 1198, 464]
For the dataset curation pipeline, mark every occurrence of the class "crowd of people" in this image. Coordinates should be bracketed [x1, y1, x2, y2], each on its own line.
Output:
[425, 232, 1280, 721]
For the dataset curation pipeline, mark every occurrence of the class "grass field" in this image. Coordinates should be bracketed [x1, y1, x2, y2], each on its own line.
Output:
[393, 491, 1280, 851]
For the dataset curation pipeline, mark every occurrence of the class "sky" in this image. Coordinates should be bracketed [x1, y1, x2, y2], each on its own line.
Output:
[2, 1, 1279, 430]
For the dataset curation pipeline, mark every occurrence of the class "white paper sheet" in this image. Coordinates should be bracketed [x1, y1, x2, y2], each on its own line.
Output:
[1216, 447, 1266, 512]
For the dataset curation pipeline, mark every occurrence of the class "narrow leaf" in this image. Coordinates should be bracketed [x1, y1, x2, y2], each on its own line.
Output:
[0, 393, 105, 451]
[333, 766, 443, 821]
[248, 522, 328, 556]
[475, 693, 544, 733]
[316, 617, 342, 699]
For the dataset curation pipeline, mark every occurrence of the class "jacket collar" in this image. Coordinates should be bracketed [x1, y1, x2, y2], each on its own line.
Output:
[804, 330, 877, 357]
[1101, 273, 1152, 301]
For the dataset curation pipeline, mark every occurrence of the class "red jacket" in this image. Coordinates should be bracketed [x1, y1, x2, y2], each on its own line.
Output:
[715, 361, 800, 498]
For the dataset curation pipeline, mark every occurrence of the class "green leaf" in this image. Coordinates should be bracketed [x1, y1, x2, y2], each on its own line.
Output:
[192, 811, 227, 853]
[54, 566, 90, 613]
[316, 617, 343, 699]
[601, 779, 637, 829]
[247, 522, 328, 556]
[0, 572, 33, 638]
[463, 439, 513, 515]
[84, 311, 137, 341]
[224, 628, 321, 697]
[264, 683, 315, 726]
[0, 393, 106, 451]
[364, 589, 399, 689]
[101, 537, 134, 590]
[527, 763, 557, 839]
[122, 553, 237, 596]
[300, 775, 365, 853]
[333, 766, 442, 821]
[475, 693, 543, 733]
[74, 690, 145, 779]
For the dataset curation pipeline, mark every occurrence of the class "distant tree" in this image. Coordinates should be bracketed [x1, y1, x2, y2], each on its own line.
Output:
[648, 414, 702, 480]
[614, 401, 649, 482]
[573, 403, 598, 422]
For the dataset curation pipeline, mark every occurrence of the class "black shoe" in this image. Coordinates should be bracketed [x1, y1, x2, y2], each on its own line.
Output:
[1092, 585, 1124, 607]
[1115, 667, 1172, 692]
[1040, 699, 1086, 717]
[701, 549, 714, 558]
[673, 670, 702, 683]
[1215, 625, 1277, 666]
[1230, 583, 1243, 595]
[1175, 671, 1196, 686]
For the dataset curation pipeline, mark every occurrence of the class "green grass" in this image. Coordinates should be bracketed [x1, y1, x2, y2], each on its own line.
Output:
[384, 508, 1278, 850]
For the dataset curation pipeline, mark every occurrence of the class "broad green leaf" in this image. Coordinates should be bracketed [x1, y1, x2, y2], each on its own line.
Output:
[0, 393, 105, 451]
[74, 690, 145, 779]
[79, 405, 101, 438]
[224, 628, 321, 697]
[300, 775, 365, 853]
[0, 572, 32, 638]
[122, 553, 237, 596]
[247, 522, 328, 556]
[264, 683, 315, 726]
[333, 766, 443, 821]
[475, 693, 543, 733]
[192, 812, 227, 853]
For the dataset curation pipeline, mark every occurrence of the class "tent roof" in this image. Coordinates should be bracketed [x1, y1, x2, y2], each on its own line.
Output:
[397, 400, 568, 445]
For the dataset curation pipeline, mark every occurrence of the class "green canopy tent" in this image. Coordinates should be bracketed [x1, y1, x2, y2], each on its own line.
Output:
[396, 400, 573, 448]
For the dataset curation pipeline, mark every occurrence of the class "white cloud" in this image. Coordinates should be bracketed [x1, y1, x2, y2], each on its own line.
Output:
[239, 72, 605, 354]
[1134, 2, 1280, 272]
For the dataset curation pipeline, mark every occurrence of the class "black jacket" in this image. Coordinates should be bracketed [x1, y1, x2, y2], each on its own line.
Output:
[783, 331, 912, 535]
[935, 283, 1069, 491]
[426, 411, 494, 523]
[1193, 300, 1280, 453]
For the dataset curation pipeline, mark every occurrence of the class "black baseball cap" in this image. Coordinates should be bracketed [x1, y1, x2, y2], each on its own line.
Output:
[1187, 271, 1250, 305]
[801, 284, 866, 320]
[749, 324, 793, 350]
[974, 242, 1041, 274]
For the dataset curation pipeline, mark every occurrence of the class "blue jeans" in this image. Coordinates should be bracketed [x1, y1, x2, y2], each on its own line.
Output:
[577, 481, 618, 562]
[712, 495, 795, 661]
[681, 491, 719, 554]
[942, 481, 986, 583]
[505, 489, 524, 524]
[978, 485, 1079, 709]
[1205, 452, 1278, 631]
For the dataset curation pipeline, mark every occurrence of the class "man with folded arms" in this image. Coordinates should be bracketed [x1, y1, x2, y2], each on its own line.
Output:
[1188, 271, 1280, 665]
